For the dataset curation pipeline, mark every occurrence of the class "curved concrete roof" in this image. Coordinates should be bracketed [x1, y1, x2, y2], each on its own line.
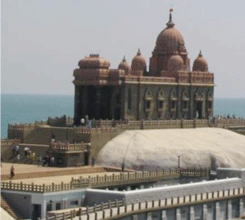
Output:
[96, 128, 245, 170]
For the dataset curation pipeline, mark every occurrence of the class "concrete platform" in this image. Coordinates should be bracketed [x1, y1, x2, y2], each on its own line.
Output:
[1, 163, 119, 184]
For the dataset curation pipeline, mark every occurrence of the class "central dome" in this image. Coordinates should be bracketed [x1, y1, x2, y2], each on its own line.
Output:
[155, 13, 185, 54]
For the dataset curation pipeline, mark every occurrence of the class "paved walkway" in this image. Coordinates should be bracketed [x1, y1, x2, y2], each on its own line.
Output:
[0, 207, 15, 220]
[6, 172, 120, 185]
[1, 163, 120, 185]
[1, 162, 93, 175]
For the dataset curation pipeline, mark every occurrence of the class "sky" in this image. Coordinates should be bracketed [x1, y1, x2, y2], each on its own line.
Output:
[1, 0, 245, 98]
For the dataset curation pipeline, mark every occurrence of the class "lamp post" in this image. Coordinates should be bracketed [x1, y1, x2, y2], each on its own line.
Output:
[178, 155, 181, 169]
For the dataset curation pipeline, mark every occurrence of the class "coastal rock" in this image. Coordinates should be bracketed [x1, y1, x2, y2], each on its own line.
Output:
[96, 128, 245, 170]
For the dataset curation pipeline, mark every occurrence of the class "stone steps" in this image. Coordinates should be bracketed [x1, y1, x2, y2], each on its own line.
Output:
[1, 144, 46, 165]
[24, 127, 53, 145]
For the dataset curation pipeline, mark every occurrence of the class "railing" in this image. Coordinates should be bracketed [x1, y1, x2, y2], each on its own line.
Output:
[1, 139, 21, 146]
[74, 127, 116, 134]
[124, 76, 176, 83]
[1, 169, 208, 193]
[217, 118, 245, 126]
[71, 169, 181, 188]
[46, 187, 245, 220]
[50, 142, 91, 151]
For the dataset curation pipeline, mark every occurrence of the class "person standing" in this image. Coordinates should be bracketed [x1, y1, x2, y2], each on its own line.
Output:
[50, 157, 55, 166]
[51, 132, 55, 143]
[10, 165, 15, 179]
[91, 157, 95, 166]
[15, 145, 20, 156]
[24, 147, 29, 157]
[17, 152, 20, 161]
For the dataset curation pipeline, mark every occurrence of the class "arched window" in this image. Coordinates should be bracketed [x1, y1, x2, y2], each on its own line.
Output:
[144, 89, 153, 111]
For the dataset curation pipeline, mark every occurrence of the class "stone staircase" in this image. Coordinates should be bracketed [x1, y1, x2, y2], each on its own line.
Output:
[1, 143, 51, 165]
[23, 126, 90, 145]
[1, 194, 23, 219]
[24, 126, 53, 145]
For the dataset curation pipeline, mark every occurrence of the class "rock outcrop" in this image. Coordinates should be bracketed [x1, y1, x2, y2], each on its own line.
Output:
[96, 128, 245, 170]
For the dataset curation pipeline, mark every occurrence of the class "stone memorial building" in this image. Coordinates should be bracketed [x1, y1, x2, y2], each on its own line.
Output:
[73, 11, 214, 125]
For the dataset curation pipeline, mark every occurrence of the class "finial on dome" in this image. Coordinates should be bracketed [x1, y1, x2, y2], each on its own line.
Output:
[167, 8, 175, 28]
[123, 55, 126, 61]
[137, 48, 141, 55]
[199, 50, 203, 57]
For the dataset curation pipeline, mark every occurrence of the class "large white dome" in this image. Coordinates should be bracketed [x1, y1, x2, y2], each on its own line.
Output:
[96, 128, 245, 170]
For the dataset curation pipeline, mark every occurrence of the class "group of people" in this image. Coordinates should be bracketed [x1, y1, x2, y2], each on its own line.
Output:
[12, 145, 36, 162]
[40, 155, 55, 167]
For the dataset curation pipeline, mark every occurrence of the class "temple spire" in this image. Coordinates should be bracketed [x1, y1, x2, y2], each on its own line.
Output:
[167, 8, 175, 28]
[199, 50, 203, 57]
[137, 48, 141, 55]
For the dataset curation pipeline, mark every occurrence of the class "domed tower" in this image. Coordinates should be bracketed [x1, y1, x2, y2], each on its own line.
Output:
[193, 51, 209, 72]
[118, 56, 130, 74]
[150, 10, 190, 76]
[78, 54, 110, 69]
[131, 49, 147, 75]
[168, 54, 184, 72]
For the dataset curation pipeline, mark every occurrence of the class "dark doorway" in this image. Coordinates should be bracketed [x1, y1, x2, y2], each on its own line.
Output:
[32, 204, 41, 220]
[84, 152, 90, 165]
[56, 203, 61, 210]
[46, 203, 52, 212]
[196, 101, 203, 119]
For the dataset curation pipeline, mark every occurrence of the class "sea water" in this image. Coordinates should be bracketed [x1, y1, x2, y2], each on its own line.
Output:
[1, 94, 245, 138]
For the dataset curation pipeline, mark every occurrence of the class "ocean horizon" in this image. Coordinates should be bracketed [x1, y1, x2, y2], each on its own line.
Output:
[1, 94, 245, 138]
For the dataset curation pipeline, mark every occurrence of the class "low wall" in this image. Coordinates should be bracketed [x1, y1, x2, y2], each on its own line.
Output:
[217, 168, 245, 181]
[85, 177, 244, 206]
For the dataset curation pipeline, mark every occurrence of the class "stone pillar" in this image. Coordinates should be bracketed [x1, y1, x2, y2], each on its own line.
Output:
[161, 210, 167, 220]
[215, 202, 220, 220]
[190, 206, 195, 220]
[227, 199, 232, 220]
[190, 87, 194, 119]
[82, 86, 88, 117]
[240, 198, 244, 217]
[74, 86, 82, 124]
[41, 200, 46, 219]
[203, 204, 207, 220]
[95, 87, 101, 120]
[146, 212, 152, 220]
[110, 87, 116, 119]
[136, 83, 140, 120]
[176, 208, 181, 220]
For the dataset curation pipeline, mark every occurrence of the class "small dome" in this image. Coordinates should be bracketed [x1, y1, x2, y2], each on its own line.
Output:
[168, 54, 184, 71]
[118, 56, 130, 74]
[155, 13, 186, 54]
[78, 54, 110, 69]
[193, 51, 208, 72]
[131, 49, 146, 71]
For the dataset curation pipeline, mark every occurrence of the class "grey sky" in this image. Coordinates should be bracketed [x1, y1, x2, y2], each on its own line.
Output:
[2, 0, 245, 98]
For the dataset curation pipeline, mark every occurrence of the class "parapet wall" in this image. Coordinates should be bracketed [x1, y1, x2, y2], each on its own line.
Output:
[217, 168, 245, 181]
[7, 118, 245, 159]
[47, 115, 74, 127]
[85, 177, 244, 205]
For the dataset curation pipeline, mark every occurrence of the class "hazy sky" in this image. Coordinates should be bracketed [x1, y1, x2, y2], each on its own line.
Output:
[2, 0, 245, 98]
